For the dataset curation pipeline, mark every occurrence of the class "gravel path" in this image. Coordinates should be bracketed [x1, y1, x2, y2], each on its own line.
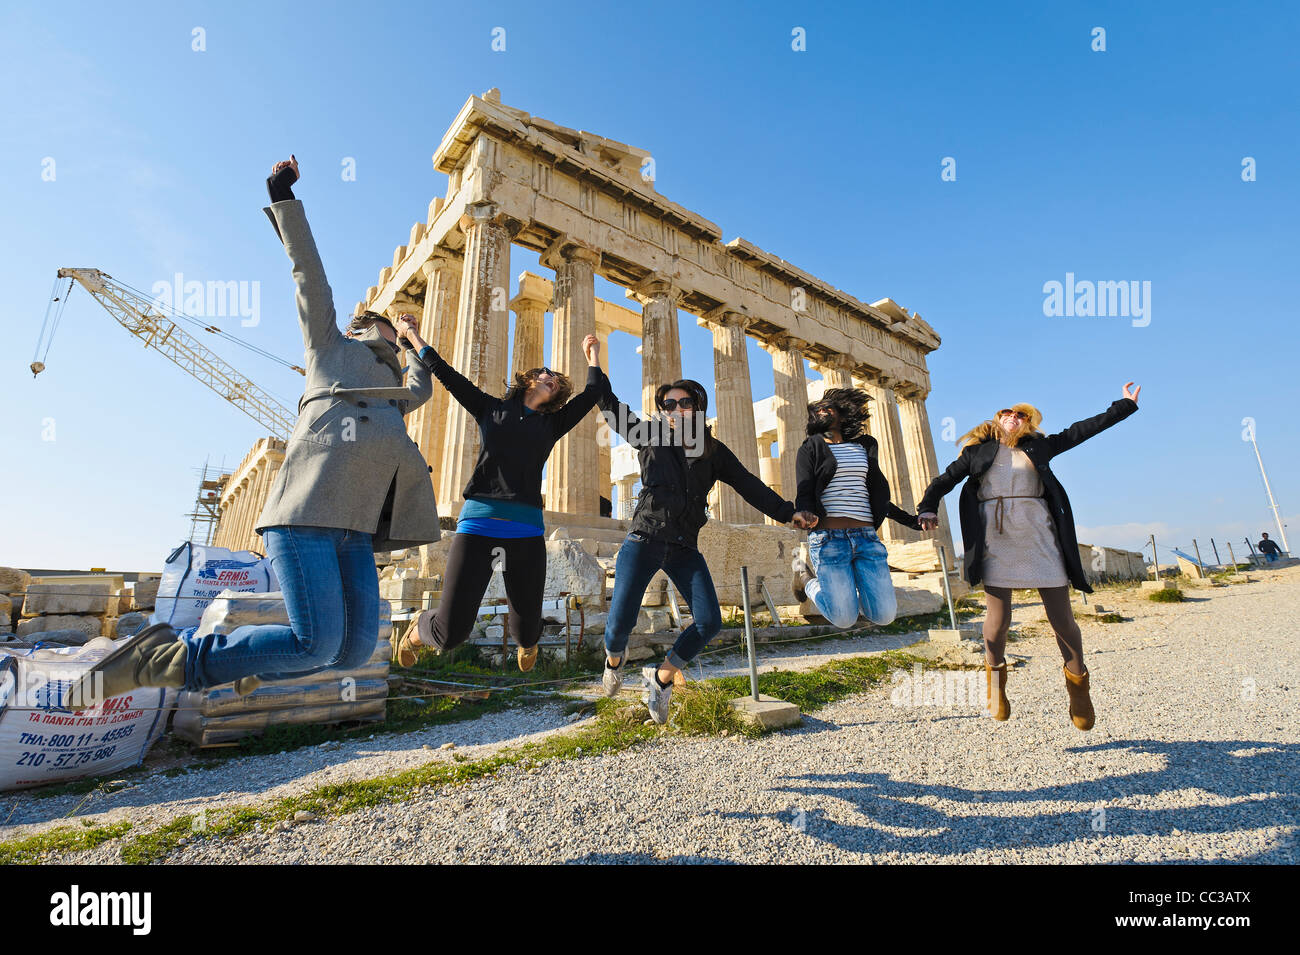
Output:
[14, 567, 1299, 864]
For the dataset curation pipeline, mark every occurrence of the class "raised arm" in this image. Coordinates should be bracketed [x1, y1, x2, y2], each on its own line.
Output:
[261, 157, 343, 353]
[411, 340, 492, 419]
[393, 316, 433, 414]
[1043, 384, 1140, 458]
[552, 334, 608, 437]
[716, 440, 795, 524]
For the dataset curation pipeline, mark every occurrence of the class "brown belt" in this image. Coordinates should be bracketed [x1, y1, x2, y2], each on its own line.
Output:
[981, 494, 1043, 534]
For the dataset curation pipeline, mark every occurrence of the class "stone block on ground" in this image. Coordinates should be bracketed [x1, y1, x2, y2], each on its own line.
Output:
[16, 614, 102, 639]
[483, 538, 604, 603]
[0, 567, 31, 597]
[131, 578, 159, 610]
[729, 694, 801, 730]
[885, 538, 947, 573]
[116, 612, 151, 638]
[695, 521, 801, 607]
[22, 581, 113, 616]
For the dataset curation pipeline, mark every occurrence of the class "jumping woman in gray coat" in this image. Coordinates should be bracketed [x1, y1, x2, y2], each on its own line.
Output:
[74, 157, 442, 705]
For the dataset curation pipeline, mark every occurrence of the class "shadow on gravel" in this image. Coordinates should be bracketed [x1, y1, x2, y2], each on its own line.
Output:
[564, 852, 740, 865]
[721, 738, 1299, 863]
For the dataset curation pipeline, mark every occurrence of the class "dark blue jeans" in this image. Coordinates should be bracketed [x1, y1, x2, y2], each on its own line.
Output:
[605, 532, 723, 669]
[178, 525, 380, 690]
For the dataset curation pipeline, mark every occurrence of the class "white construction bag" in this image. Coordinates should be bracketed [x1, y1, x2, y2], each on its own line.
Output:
[0, 639, 176, 791]
[153, 542, 278, 629]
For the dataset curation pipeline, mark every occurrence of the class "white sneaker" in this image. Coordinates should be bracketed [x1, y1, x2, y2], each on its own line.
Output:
[602, 656, 625, 697]
[642, 666, 673, 724]
[791, 549, 814, 602]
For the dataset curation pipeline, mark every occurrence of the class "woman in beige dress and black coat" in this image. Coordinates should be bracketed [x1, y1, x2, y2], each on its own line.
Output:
[73, 156, 441, 706]
[915, 383, 1141, 730]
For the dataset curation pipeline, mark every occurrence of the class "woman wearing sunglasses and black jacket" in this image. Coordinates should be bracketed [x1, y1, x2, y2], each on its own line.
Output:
[596, 377, 816, 723]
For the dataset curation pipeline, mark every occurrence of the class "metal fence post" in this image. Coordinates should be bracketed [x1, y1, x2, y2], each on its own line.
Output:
[740, 566, 760, 702]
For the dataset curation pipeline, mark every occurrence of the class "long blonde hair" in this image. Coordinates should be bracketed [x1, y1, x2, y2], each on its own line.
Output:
[957, 402, 1044, 449]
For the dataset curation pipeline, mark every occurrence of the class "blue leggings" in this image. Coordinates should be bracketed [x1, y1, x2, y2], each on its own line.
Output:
[179, 525, 379, 690]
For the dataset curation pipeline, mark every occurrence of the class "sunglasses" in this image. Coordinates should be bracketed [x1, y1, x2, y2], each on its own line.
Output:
[998, 409, 1028, 420]
[660, 396, 696, 411]
[529, 368, 559, 380]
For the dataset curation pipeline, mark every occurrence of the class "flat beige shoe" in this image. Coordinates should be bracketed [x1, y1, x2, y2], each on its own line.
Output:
[517, 644, 538, 672]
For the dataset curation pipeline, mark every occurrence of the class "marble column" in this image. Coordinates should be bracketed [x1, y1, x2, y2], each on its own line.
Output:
[439, 202, 518, 515]
[861, 374, 920, 544]
[595, 322, 614, 510]
[615, 475, 637, 520]
[408, 253, 462, 506]
[766, 335, 810, 520]
[543, 240, 601, 516]
[509, 271, 549, 379]
[706, 309, 762, 525]
[630, 275, 682, 416]
[897, 387, 957, 558]
[818, 353, 856, 390]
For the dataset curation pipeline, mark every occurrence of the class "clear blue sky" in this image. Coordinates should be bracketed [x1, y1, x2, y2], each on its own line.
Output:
[2, 0, 1296, 570]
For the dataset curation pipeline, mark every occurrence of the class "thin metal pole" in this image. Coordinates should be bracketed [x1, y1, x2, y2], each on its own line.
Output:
[1251, 435, 1290, 553]
[1227, 541, 1238, 571]
[1192, 539, 1206, 579]
[1210, 538, 1222, 566]
[1245, 537, 1257, 558]
[937, 545, 957, 631]
[1150, 535, 1161, 580]
[740, 566, 760, 702]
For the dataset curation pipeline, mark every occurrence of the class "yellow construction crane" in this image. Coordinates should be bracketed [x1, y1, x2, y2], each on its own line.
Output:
[33, 268, 303, 440]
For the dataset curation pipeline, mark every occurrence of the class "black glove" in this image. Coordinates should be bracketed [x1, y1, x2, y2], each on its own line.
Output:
[266, 162, 298, 203]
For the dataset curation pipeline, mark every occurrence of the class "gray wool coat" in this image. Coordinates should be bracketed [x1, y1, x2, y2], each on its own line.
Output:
[254, 200, 442, 552]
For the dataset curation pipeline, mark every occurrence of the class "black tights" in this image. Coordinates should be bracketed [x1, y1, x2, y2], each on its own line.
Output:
[425, 533, 546, 652]
[982, 585, 1085, 674]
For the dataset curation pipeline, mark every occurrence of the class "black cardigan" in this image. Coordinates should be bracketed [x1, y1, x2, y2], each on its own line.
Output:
[794, 432, 920, 531]
[416, 345, 605, 509]
[598, 384, 794, 548]
[915, 397, 1139, 593]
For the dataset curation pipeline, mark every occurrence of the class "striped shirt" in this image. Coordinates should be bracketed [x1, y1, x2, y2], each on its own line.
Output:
[822, 442, 874, 522]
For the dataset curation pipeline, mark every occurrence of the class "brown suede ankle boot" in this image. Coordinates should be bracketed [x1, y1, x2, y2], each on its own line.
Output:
[1063, 664, 1095, 730]
[985, 662, 1010, 721]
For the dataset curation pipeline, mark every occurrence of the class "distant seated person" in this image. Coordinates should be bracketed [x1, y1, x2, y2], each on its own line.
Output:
[1257, 532, 1283, 562]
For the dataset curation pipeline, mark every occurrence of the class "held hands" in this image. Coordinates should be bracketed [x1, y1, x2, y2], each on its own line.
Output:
[792, 511, 819, 529]
[396, 314, 425, 350]
[582, 333, 601, 366]
[1123, 381, 1141, 405]
[918, 512, 939, 532]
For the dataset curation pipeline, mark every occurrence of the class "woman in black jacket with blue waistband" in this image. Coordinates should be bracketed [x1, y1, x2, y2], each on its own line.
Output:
[915, 383, 1141, 731]
[398, 330, 608, 672]
[597, 377, 815, 723]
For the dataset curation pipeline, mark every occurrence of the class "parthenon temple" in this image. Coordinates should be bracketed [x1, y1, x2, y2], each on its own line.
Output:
[214, 89, 956, 579]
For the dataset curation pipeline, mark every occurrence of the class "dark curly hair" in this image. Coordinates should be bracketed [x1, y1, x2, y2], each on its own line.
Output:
[503, 367, 574, 413]
[807, 388, 872, 439]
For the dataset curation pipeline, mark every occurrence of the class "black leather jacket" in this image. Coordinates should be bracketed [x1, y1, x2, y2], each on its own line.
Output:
[794, 433, 920, 531]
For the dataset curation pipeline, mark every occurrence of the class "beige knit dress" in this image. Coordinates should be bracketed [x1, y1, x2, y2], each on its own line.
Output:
[977, 443, 1068, 589]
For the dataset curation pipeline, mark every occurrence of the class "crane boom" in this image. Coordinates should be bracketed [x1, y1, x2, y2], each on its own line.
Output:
[50, 268, 298, 440]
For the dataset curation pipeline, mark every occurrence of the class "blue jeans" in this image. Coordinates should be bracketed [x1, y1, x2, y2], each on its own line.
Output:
[178, 525, 379, 690]
[804, 526, 896, 629]
[605, 533, 723, 669]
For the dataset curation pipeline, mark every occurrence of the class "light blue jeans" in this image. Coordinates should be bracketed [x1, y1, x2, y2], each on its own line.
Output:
[178, 525, 380, 690]
[805, 526, 896, 629]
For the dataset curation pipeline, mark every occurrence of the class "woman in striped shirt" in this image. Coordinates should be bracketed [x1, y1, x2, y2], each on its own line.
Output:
[792, 388, 920, 629]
